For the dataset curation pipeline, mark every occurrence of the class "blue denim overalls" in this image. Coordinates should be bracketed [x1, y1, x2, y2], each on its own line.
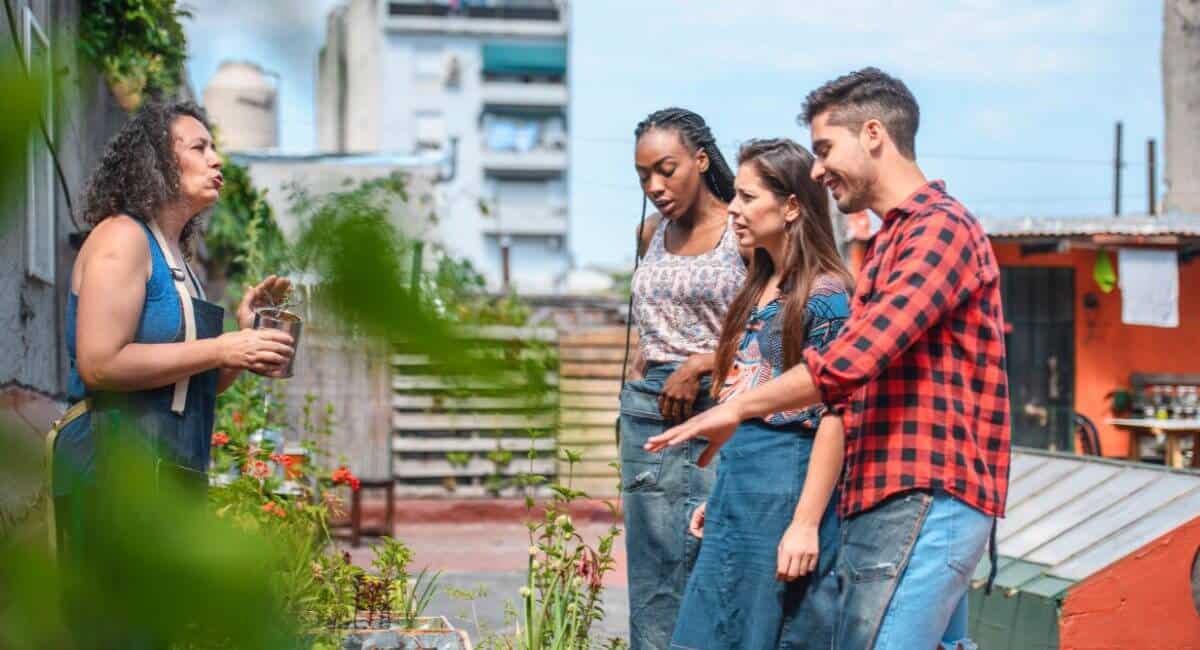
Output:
[53, 217, 223, 561]
[671, 289, 849, 650]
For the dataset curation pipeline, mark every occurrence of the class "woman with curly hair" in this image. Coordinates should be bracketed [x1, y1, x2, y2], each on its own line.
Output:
[52, 100, 294, 559]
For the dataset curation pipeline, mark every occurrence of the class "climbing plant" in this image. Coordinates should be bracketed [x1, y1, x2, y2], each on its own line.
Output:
[79, 0, 190, 109]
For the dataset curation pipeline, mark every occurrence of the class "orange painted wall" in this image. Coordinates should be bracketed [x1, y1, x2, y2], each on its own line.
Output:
[1058, 516, 1200, 648]
[993, 242, 1200, 458]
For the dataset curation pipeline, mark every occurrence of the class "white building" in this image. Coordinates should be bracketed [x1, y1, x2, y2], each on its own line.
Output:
[318, 0, 570, 293]
[203, 61, 279, 151]
[228, 151, 441, 245]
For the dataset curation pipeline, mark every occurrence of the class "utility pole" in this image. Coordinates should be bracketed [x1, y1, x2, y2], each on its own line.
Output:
[1148, 139, 1158, 216]
[1114, 121, 1123, 216]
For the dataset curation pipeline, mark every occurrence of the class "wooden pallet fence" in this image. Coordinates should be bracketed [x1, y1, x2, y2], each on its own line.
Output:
[391, 326, 559, 497]
[556, 327, 632, 497]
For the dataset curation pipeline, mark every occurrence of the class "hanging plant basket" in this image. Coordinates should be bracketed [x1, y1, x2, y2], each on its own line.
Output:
[80, 0, 190, 110]
[107, 69, 147, 112]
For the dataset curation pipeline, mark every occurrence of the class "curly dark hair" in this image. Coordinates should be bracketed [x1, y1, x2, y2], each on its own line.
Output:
[798, 67, 920, 160]
[82, 100, 213, 254]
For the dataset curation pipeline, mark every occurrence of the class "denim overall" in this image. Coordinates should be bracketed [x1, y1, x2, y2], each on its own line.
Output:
[670, 420, 840, 650]
[619, 363, 719, 650]
[53, 217, 223, 561]
[670, 295, 846, 650]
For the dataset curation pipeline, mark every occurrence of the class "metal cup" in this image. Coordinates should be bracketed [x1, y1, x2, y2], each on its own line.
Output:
[253, 307, 302, 378]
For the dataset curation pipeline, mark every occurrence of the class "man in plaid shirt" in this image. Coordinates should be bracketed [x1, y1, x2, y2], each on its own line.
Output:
[648, 68, 1010, 649]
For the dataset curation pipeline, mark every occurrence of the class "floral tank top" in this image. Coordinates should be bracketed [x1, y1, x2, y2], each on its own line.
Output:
[632, 217, 747, 364]
[718, 274, 850, 428]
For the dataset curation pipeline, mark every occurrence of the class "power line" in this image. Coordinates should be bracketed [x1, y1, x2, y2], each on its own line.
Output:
[574, 135, 1148, 167]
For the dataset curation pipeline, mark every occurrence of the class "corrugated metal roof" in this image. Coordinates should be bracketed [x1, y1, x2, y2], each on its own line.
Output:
[980, 213, 1200, 239]
[972, 448, 1200, 597]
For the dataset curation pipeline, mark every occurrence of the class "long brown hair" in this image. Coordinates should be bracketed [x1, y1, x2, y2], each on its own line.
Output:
[711, 139, 854, 397]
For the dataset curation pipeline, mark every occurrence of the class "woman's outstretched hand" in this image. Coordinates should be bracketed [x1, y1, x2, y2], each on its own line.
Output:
[644, 400, 741, 467]
[236, 275, 293, 330]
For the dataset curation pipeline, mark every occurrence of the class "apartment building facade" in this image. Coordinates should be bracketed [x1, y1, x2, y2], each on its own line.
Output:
[318, 0, 570, 293]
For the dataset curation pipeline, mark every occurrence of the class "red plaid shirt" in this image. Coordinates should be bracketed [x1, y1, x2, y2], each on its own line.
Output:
[804, 181, 1011, 518]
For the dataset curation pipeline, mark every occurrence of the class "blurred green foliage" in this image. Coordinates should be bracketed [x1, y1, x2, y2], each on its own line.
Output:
[79, 0, 189, 104]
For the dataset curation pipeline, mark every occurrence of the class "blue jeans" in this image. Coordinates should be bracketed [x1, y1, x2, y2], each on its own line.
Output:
[671, 419, 839, 650]
[620, 363, 718, 650]
[836, 491, 991, 650]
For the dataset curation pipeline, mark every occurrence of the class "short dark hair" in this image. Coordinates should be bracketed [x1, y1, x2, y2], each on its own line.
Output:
[799, 67, 920, 159]
[83, 100, 212, 253]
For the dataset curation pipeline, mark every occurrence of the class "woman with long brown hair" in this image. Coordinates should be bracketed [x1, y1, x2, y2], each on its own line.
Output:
[665, 139, 852, 648]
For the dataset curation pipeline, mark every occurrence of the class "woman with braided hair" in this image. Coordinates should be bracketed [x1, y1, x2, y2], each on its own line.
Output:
[620, 107, 747, 649]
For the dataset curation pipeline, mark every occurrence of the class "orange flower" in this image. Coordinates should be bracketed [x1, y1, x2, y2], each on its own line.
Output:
[331, 466, 361, 491]
[212, 431, 230, 447]
[247, 460, 270, 479]
[261, 501, 287, 518]
[232, 411, 244, 426]
[270, 453, 295, 468]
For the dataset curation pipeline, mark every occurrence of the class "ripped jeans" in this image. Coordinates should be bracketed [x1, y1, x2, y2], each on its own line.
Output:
[836, 490, 991, 650]
[619, 362, 718, 650]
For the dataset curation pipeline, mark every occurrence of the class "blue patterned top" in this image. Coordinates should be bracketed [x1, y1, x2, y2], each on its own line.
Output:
[718, 274, 850, 428]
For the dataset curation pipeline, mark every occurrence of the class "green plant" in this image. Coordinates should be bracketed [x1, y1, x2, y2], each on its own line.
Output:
[79, 0, 190, 104]
[475, 445, 623, 650]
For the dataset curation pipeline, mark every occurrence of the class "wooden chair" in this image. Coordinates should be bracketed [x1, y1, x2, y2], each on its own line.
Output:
[334, 478, 396, 548]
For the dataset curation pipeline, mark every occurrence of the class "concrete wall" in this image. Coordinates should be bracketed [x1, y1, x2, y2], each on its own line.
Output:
[236, 157, 440, 244]
[0, 0, 127, 401]
[1059, 515, 1200, 648]
[1164, 1, 1200, 214]
[345, 0, 381, 154]
[0, 0, 127, 528]
[316, 5, 346, 152]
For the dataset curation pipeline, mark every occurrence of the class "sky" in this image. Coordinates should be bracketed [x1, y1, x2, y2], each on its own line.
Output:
[183, 1, 1167, 270]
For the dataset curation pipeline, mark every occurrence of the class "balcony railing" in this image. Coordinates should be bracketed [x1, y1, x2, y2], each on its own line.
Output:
[483, 205, 567, 235]
[389, 2, 559, 21]
[481, 80, 567, 107]
[481, 148, 567, 175]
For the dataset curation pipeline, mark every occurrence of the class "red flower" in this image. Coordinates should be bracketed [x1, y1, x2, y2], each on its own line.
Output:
[331, 466, 361, 491]
[247, 460, 270, 479]
[232, 411, 244, 426]
[261, 501, 287, 518]
[270, 453, 295, 469]
[576, 550, 602, 590]
[212, 431, 230, 447]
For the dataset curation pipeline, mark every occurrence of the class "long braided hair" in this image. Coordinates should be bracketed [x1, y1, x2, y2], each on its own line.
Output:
[634, 107, 735, 203]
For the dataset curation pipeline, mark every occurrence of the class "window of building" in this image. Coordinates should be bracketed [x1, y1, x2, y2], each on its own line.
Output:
[414, 111, 446, 150]
[24, 7, 54, 284]
[413, 45, 443, 84]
